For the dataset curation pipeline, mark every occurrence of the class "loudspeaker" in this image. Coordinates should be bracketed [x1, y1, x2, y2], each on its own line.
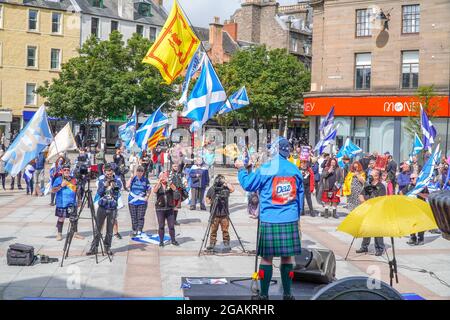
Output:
[428, 191, 450, 240]
[311, 276, 404, 300]
[293, 248, 336, 284]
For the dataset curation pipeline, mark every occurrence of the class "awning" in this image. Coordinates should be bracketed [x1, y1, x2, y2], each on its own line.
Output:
[23, 111, 36, 121]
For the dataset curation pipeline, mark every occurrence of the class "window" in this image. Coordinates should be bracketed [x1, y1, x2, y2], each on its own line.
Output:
[111, 20, 118, 33]
[51, 12, 62, 34]
[290, 38, 298, 52]
[91, 0, 104, 8]
[26, 83, 37, 105]
[356, 9, 372, 37]
[402, 5, 420, 34]
[138, 3, 152, 17]
[27, 46, 37, 68]
[149, 27, 157, 42]
[402, 51, 419, 89]
[28, 9, 39, 31]
[136, 25, 144, 36]
[50, 48, 61, 70]
[0, 5, 3, 29]
[91, 17, 99, 37]
[355, 53, 371, 90]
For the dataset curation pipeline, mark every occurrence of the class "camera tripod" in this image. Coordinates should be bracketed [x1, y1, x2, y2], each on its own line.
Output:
[61, 179, 112, 267]
[198, 196, 246, 256]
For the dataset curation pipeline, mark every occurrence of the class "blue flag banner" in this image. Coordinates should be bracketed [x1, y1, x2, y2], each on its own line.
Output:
[118, 107, 137, 150]
[135, 103, 168, 151]
[1, 105, 53, 177]
[182, 55, 227, 132]
[315, 129, 337, 155]
[218, 86, 250, 115]
[413, 133, 424, 155]
[319, 106, 335, 137]
[407, 144, 440, 197]
[337, 138, 363, 167]
[178, 49, 204, 107]
[421, 107, 437, 151]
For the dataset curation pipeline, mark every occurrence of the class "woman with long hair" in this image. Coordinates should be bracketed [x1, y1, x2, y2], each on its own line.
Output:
[50, 154, 66, 206]
[343, 161, 366, 211]
[320, 158, 344, 218]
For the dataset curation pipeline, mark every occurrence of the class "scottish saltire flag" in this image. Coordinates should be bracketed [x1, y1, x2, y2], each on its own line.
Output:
[182, 55, 227, 132]
[421, 107, 437, 151]
[178, 49, 204, 106]
[135, 103, 168, 151]
[315, 129, 337, 155]
[23, 164, 35, 184]
[1, 105, 52, 177]
[413, 133, 424, 155]
[407, 144, 440, 197]
[118, 107, 137, 149]
[218, 86, 250, 115]
[337, 138, 363, 167]
[319, 106, 335, 137]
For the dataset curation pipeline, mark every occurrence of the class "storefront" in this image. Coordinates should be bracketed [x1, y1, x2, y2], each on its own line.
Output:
[304, 95, 450, 162]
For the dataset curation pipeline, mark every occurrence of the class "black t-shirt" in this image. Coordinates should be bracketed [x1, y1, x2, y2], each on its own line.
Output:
[360, 182, 386, 200]
[206, 185, 230, 217]
[113, 154, 125, 166]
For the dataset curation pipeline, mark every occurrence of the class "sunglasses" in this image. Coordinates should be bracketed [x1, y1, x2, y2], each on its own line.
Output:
[63, 169, 70, 171]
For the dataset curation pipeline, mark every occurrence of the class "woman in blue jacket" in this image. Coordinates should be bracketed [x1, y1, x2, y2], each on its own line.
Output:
[236, 137, 304, 300]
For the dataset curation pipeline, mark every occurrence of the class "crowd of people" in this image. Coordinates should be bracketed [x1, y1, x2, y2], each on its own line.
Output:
[287, 146, 449, 253]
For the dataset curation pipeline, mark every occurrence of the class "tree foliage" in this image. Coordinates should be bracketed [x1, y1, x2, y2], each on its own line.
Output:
[216, 45, 310, 128]
[405, 85, 439, 139]
[37, 32, 176, 125]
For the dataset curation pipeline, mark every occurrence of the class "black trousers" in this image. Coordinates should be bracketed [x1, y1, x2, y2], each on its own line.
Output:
[10, 171, 22, 188]
[156, 208, 175, 242]
[91, 207, 117, 249]
[0, 173, 6, 189]
[191, 187, 206, 208]
[410, 232, 425, 242]
[302, 188, 314, 214]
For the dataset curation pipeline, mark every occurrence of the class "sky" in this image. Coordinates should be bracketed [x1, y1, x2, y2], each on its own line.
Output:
[163, 0, 300, 28]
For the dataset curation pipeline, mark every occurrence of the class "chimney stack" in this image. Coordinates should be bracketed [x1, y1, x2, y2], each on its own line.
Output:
[209, 17, 224, 64]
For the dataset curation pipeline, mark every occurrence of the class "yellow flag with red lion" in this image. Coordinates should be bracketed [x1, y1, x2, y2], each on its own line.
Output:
[142, 0, 200, 84]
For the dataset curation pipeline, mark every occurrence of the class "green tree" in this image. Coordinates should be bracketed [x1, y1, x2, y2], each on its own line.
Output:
[37, 32, 176, 140]
[405, 85, 439, 139]
[216, 45, 310, 131]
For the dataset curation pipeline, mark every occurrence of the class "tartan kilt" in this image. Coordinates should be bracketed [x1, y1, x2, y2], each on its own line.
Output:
[321, 190, 340, 203]
[258, 221, 301, 257]
[55, 207, 69, 218]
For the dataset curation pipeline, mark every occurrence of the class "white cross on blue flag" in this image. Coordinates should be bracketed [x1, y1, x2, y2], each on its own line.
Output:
[182, 55, 227, 132]
[135, 104, 168, 151]
[421, 107, 437, 151]
[218, 86, 250, 115]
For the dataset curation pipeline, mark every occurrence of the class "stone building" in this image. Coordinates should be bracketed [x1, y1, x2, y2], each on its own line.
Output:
[229, 0, 312, 68]
[304, 0, 450, 161]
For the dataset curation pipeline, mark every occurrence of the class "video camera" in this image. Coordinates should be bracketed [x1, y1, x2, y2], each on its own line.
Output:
[213, 175, 230, 200]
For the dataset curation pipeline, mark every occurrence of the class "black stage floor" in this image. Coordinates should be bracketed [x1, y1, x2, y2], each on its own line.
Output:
[182, 277, 327, 300]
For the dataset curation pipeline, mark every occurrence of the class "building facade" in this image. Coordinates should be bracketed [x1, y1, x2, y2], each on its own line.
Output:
[0, 0, 81, 138]
[304, 0, 450, 161]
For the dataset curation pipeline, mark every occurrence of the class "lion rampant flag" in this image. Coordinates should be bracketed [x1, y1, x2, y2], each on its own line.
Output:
[142, 0, 200, 84]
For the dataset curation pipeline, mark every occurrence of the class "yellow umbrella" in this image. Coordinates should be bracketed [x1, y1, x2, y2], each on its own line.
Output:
[337, 195, 438, 286]
[338, 195, 438, 238]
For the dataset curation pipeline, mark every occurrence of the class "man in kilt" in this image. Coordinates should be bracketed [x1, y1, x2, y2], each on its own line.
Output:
[126, 165, 152, 237]
[51, 164, 84, 241]
[236, 137, 304, 300]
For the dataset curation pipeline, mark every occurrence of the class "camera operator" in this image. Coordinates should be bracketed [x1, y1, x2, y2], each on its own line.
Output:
[87, 164, 122, 256]
[113, 148, 128, 192]
[356, 169, 386, 256]
[126, 165, 151, 237]
[74, 148, 90, 202]
[205, 175, 235, 250]
[153, 171, 180, 247]
[51, 164, 84, 241]
[169, 163, 187, 225]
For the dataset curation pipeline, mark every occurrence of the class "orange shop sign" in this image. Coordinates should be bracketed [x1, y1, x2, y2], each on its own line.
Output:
[304, 96, 450, 117]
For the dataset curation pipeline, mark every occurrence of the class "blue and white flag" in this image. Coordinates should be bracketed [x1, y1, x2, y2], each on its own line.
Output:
[407, 144, 440, 197]
[421, 107, 437, 151]
[337, 138, 362, 167]
[118, 107, 137, 150]
[319, 106, 335, 137]
[182, 55, 227, 132]
[135, 103, 168, 151]
[412, 133, 424, 155]
[178, 49, 204, 106]
[218, 86, 250, 115]
[315, 129, 337, 155]
[1, 105, 52, 177]
[23, 164, 35, 184]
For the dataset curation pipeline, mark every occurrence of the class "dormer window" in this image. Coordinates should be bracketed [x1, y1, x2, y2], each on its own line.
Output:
[138, 3, 152, 17]
[91, 0, 104, 8]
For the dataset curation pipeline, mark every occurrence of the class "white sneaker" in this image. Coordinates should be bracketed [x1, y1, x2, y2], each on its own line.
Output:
[56, 233, 63, 241]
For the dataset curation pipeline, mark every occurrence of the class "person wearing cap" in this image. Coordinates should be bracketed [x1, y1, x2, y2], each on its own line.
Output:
[235, 137, 304, 300]
[87, 163, 122, 256]
[51, 164, 84, 241]
[126, 165, 152, 237]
